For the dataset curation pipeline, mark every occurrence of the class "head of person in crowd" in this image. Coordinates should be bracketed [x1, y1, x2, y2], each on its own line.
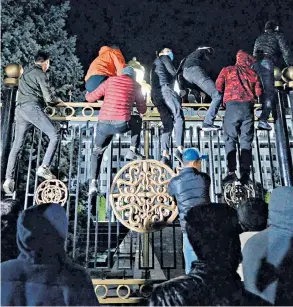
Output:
[182, 148, 208, 172]
[237, 198, 268, 232]
[265, 20, 280, 32]
[185, 203, 242, 270]
[121, 65, 136, 80]
[158, 47, 174, 61]
[197, 46, 215, 55]
[34, 50, 50, 72]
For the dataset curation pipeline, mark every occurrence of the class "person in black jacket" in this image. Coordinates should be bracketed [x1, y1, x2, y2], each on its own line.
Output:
[150, 47, 185, 167]
[150, 204, 254, 306]
[181, 46, 222, 131]
[3, 50, 63, 195]
[168, 148, 210, 273]
[253, 20, 293, 130]
[1, 203, 99, 306]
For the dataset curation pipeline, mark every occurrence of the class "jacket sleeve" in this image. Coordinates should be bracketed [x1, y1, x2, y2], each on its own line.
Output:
[160, 55, 177, 76]
[277, 33, 293, 66]
[168, 179, 176, 197]
[254, 75, 263, 98]
[112, 52, 126, 76]
[135, 83, 147, 114]
[215, 68, 226, 93]
[37, 72, 59, 104]
[85, 79, 108, 102]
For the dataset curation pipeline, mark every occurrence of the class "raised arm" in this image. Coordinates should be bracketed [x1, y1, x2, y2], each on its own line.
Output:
[111, 52, 126, 76]
[277, 33, 293, 66]
[38, 72, 60, 105]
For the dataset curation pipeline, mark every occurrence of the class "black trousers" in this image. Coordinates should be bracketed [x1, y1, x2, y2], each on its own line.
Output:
[152, 85, 185, 152]
[90, 116, 142, 180]
[223, 101, 254, 174]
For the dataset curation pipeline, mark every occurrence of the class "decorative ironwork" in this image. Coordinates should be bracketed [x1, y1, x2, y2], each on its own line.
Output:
[110, 160, 178, 233]
[223, 181, 255, 209]
[35, 179, 68, 206]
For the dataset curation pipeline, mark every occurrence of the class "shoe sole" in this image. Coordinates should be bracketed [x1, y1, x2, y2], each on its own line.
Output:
[3, 186, 13, 194]
[36, 172, 56, 180]
[257, 126, 272, 131]
[174, 155, 183, 164]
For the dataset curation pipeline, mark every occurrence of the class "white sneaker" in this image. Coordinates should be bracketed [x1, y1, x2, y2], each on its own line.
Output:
[36, 166, 56, 180]
[3, 179, 15, 194]
[89, 180, 98, 195]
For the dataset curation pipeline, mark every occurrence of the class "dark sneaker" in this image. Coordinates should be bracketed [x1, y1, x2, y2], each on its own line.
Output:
[125, 149, 144, 161]
[240, 173, 251, 185]
[174, 149, 183, 164]
[3, 179, 15, 194]
[160, 156, 172, 169]
[202, 123, 221, 131]
[36, 166, 56, 180]
[223, 173, 238, 184]
[89, 180, 98, 195]
[258, 121, 272, 131]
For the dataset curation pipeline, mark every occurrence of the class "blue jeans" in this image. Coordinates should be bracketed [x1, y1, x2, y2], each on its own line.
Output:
[183, 233, 198, 274]
[85, 75, 107, 92]
[183, 66, 222, 125]
[253, 59, 275, 121]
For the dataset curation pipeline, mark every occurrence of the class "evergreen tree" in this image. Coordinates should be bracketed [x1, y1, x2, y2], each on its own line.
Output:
[2, 0, 84, 100]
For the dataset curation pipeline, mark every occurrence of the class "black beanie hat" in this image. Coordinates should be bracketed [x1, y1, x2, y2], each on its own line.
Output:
[265, 20, 279, 31]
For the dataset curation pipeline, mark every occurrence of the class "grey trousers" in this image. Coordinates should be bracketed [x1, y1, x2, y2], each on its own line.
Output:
[5, 103, 60, 179]
[223, 101, 254, 174]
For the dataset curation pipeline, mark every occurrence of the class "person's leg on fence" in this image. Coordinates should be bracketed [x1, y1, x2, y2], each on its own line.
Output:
[125, 115, 144, 160]
[85, 75, 107, 93]
[183, 232, 198, 274]
[21, 104, 60, 180]
[3, 107, 31, 194]
[223, 102, 241, 183]
[239, 103, 254, 184]
[89, 121, 114, 194]
[161, 86, 185, 163]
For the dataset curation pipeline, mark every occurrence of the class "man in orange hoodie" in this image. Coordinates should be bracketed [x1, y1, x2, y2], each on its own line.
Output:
[85, 45, 126, 93]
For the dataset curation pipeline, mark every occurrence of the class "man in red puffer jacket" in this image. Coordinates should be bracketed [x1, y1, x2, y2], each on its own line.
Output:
[217, 50, 262, 185]
[86, 66, 147, 194]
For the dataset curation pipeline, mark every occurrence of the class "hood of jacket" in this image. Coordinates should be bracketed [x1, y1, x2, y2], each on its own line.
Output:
[99, 46, 121, 56]
[269, 186, 293, 231]
[17, 203, 67, 264]
[236, 50, 256, 68]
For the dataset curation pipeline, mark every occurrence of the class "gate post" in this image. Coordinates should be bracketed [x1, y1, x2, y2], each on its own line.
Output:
[1, 64, 22, 182]
[274, 67, 293, 186]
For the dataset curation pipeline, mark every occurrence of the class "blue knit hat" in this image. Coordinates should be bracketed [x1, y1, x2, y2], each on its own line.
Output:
[182, 148, 208, 162]
[121, 66, 136, 80]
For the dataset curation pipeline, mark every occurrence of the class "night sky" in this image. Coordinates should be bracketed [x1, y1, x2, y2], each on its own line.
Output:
[65, 0, 293, 79]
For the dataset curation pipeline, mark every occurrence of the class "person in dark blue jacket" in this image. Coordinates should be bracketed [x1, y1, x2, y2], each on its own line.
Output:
[1, 203, 99, 306]
[168, 148, 210, 273]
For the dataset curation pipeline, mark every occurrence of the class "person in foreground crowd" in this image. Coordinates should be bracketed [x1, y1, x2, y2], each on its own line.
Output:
[1, 203, 99, 306]
[181, 46, 222, 131]
[242, 186, 293, 305]
[216, 50, 262, 184]
[86, 66, 146, 195]
[3, 51, 62, 195]
[1, 198, 21, 262]
[168, 148, 210, 274]
[150, 47, 185, 167]
[85, 45, 126, 92]
[253, 20, 293, 130]
[237, 197, 268, 232]
[149, 203, 263, 306]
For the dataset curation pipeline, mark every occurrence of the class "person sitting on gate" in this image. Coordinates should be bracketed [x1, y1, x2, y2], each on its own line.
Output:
[242, 186, 293, 305]
[84, 45, 126, 93]
[253, 20, 293, 131]
[1, 203, 99, 306]
[1, 198, 22, 263]
[150, 47, 185, 168]
[217, 50, 262, 185]
[3, 50, 63, 195]
[179, 46, 222, 132]
[168, 148, 210, 274]
[149, 203, 268, 306]
[85, 66, 147, 195]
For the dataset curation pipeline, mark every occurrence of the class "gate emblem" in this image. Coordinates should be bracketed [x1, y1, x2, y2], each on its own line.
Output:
[110, 160, 178, 233]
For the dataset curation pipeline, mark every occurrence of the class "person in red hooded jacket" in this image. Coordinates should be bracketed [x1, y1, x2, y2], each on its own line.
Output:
[216, 50, 262, 184]
[85, 45, 126, 93]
